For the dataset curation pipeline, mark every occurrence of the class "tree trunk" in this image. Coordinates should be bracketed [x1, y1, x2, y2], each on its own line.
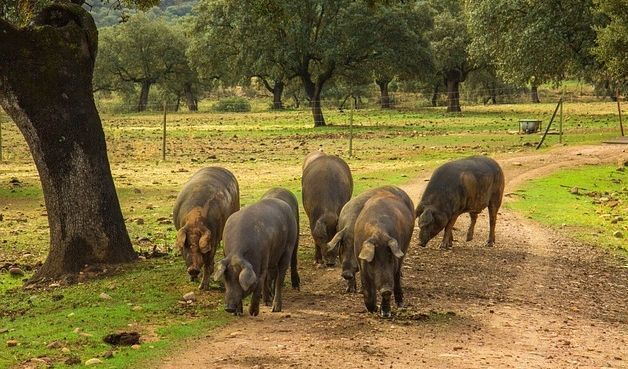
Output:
[431, 85, 439, 107]
[446, 77, 462, 112]
[292, 93, 300, 109]
[272, 81, 284, 110]
[302, 76, 326, 127]
[184, 83, 198, 111]
[138, 80, 151, 112]
[376, 79, 392, 109]
[530, 84, 540, 103]
[310, 91, 325, 127]
[0, 5, 135, 282]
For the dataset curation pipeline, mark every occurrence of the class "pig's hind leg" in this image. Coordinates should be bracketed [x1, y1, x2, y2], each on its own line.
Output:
[272, 253, 291, 312]
[466, 212, 479, 242]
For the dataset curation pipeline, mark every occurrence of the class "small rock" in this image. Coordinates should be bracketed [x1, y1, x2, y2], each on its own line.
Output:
[0, 328, 8, 334]
[103, 350, 114, 359]
[80, 332, 93, 337]
[569, 187, 579, 194]
[135, 218, 145, 225]
[131, 344, 141, 349]
[99, 293, 112, 300]
[61, 347, 71, 353]
[6, 340, 18, 347]
[133, 188, 142, 194]
[85, 358, 103, 365]
[8, 267, 24, 276]
[182, 292, 196, 302]
[146, 204, 156, 210]
[512, 162, 522, 166]
[132, 305, 143, 311]
[137, 256, 147, 261]
[47, 341, 63, 349]
[613, 231, 623, 238]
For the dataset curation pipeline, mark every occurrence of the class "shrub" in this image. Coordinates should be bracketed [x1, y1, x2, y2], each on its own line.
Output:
[211, 97, 251, 112]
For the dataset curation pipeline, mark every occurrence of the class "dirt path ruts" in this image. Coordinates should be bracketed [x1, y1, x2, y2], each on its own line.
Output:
[160, 144, 627, 369]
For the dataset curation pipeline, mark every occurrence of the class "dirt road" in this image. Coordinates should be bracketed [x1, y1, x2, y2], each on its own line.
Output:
[161, 144, 627, 369]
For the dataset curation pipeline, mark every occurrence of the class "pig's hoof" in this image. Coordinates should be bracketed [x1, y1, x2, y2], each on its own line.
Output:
[466, 234, 474, 242]
[440, 244, 452, 250]
[379, 309, 392, 318]
[485, 241, 494, 247]
[346, 286, 356, 293]
[198, 283, 209, 291]
[249, 307, 259, 316]
[272, 304, 282, 313]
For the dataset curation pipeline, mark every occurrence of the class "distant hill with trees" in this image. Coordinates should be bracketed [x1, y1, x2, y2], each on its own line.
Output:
[89, 0, 197, 27]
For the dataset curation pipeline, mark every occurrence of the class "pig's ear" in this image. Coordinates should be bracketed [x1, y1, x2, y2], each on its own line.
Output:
[175, 227, 187, 250]
[326, 227, 346, 253]
[358, 241, 376, 262]
[418, 209, 433, 227]
[388, 239, 404, 258]
[199, 228, 212, 254]
[415, 204, 424, 218]
[238, 262, 257, 291]
[212, 259, 227, 281]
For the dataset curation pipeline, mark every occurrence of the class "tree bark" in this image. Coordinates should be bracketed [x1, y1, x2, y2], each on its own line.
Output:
[183, 83, 198, 111]
[376, 79, 392, 109]
[272, 80, 284, 110]
[302, 76, 326, 127]
[0, 4, 135, 282]
[445, 75, 462, 112]
[431, 85, 439, 107]
[138, 80, 151, 112]
[530, 84, 540, 103]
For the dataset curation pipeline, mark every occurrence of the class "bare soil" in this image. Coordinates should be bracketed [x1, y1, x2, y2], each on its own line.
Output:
[160, 144, 627, 369]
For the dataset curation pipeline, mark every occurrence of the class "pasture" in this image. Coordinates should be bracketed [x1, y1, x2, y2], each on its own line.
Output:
[0, 100, 626, 368]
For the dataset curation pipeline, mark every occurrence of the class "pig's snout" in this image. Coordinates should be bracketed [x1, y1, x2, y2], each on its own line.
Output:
[341, 270, 353, 280]
[225, 303, 243, 316]
[187, 267, 200, 281]
[379, 289, 393, 318]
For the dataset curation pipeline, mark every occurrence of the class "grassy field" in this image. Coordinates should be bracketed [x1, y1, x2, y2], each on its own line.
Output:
[507, 164, 627, 256]
[0, 99, 624, 367]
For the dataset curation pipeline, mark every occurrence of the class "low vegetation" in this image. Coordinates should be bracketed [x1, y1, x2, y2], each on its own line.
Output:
[508, 164, 627, 256]
[0, 100, 624, 367]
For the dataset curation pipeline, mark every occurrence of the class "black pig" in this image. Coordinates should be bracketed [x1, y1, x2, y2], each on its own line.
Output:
[213, 197, 298, 316]
[416, 156, 504, 249]
[326, 186, 413, 293]
[354, 191, 415, 318]
[302, 152, 353, 265]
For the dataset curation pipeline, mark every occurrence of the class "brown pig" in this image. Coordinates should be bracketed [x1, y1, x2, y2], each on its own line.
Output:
[326, 185, 413, 292]
[302, 152, 353, 265]
[416, 156, 504, 249]
[173, 167, 240, 290]
[213, 197, 298, 316]
[354, 191, 415, 318]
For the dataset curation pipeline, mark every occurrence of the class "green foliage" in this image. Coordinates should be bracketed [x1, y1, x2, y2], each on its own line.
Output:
[211, 97, 252, 112]
[189, 0, 435, 125]
[94, 14, 195, 111]
[428, 0, 472, 79]
[508, 165, 627, 256]
[467, 0, 598, 86]
[593, 0, 628, 83]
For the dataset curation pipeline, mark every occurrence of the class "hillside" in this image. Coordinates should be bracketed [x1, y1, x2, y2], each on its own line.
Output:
[89, 0, 198, 27]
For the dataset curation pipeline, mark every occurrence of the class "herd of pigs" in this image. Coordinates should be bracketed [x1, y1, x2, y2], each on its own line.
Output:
[173, 151, 505, 318]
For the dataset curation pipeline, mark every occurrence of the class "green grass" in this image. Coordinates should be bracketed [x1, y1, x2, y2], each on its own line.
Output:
[507, 165, 627, 256]
[0, 257, 231, 368]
